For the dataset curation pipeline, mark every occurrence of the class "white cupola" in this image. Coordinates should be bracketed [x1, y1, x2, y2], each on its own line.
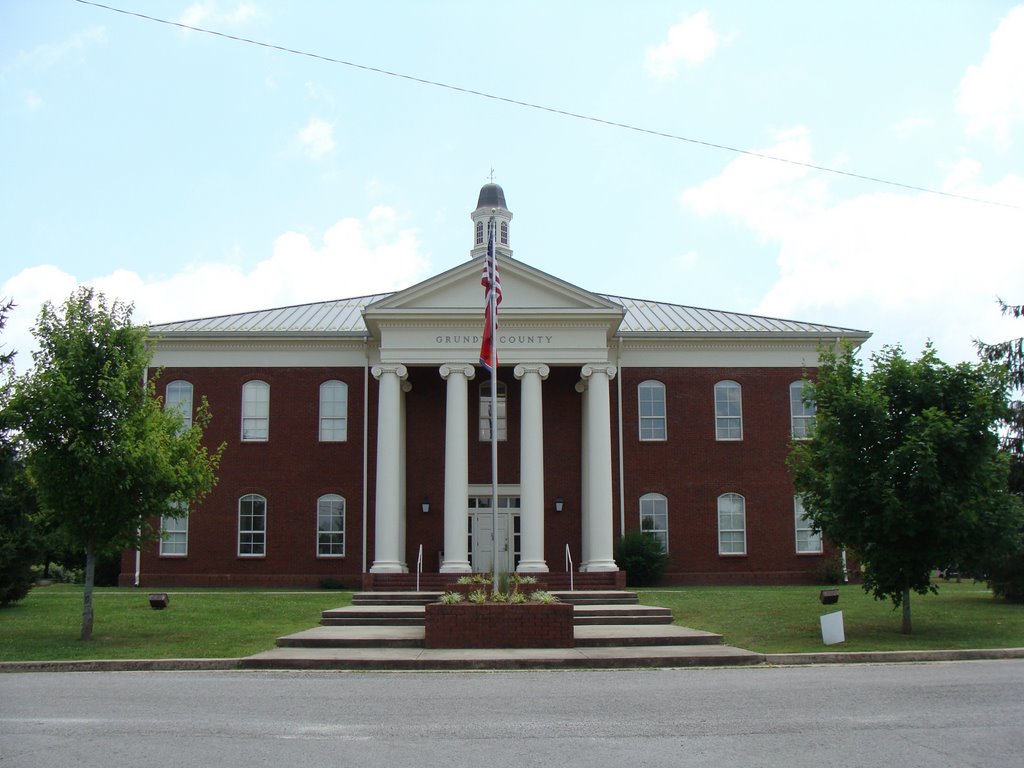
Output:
[470, 182, 513, 260]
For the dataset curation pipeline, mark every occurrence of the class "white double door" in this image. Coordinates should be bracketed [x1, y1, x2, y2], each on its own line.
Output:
[468, 495, 520, 573]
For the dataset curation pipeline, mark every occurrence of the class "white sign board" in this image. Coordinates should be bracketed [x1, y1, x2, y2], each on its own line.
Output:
[820, 610, 845, 645]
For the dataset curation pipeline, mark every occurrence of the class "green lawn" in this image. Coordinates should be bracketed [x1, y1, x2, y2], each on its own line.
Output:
[1, 581, 1021, 661]
[637, 581, 1024, 653]
[0, 585, 352, 661]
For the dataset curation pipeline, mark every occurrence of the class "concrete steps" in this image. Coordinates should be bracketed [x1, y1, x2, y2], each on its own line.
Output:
[238, 588, 764, 669]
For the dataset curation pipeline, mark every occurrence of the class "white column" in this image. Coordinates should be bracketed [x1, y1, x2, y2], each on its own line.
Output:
[398, 379, 412, 571]
[439, 363, 474, 573]
[581, 364, 618, 572]
[370, 364, 408, 573]
[515, 363, 550, 572]
[575, 378, 591, 570]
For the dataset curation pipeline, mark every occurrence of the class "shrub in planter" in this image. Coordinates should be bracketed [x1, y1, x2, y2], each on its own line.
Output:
[615, 530, 670, 587]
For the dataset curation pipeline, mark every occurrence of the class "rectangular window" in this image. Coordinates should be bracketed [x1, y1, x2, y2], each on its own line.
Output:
[718, 493, 747, 555]
[317, 495, 346, 557]
[242, 381, 270, 441]
[479, 381, 508, 441]
[790, 381, 816, 440]
[159, 507, 188, 557]
[319, 381, 348, 442]
[794, 496, 822, 553]
[715, 381, 743, 440]
[238, 494, 266, 557]
[639, 381, 666, 441]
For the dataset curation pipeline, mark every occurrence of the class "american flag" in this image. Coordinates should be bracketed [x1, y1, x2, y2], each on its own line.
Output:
[479, 218, 501, 372]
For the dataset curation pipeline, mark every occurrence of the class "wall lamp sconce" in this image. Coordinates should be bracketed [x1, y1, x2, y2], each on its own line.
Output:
[421, 497, 430, 514]
[554, 496, 564, 513]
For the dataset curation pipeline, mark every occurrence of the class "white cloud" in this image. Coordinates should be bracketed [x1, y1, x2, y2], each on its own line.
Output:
[681, 129, 1024, 363]
[645, 11, 719, 79]
[957, 5, 1024, 150]
[178, 2, 260, 28]
[890, 116, 931, 139]
[2, 26, 106, 78]
[1, 209, 430, 373]
[24, 90, 43, 111]
[297, 118, 336, 160]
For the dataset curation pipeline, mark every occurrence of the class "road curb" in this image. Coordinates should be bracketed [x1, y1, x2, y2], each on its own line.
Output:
[3, 648, 1024, 673]
[765, 648, 1024, 665]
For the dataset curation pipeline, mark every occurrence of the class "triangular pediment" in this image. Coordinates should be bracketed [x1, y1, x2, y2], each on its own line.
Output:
[365, 256, 623, 317]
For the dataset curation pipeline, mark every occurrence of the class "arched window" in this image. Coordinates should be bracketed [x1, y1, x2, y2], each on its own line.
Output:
[790, 381, 816, 439]
[241, 380, 269, 441]
[794, 496, 822, 553]
[714, 380, 742, 440]
[319, 380, 348, 441]
[638, 380, 666, 440]
[317, 494, 346, 557]
[165, 380, 193, 430]
[479, 380, 508, 441]
[238, 494, 266, 557]
[640, 493, 668, 552]
[475, 220, 484, 245]
[717, 493, 746, 555]
[500, 221, 509, 245]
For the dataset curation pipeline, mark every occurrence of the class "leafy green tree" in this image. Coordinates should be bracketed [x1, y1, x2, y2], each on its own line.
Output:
[0, 299, 40, 606]
[976, 299, 1024, 601]
[11, 288, 223, 639]
[789, 343, 1022, 633]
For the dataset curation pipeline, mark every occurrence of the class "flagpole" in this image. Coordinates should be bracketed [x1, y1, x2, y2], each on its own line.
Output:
[488, 213, 500, 593]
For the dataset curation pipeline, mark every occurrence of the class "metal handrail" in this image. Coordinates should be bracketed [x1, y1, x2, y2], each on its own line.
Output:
[565, 543, 574, 592]
[416, 544, 423, 592]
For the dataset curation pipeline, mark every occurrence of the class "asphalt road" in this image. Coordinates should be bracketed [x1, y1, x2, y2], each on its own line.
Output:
[2, 661, 1022, 768]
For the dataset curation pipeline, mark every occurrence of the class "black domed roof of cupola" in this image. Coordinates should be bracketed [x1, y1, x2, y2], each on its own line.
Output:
[476, 183, 507, 210]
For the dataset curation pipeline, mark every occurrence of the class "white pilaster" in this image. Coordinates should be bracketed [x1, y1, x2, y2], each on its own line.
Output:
[515, 363, 550, 572]
[399, 379, 412, 571]
[581, 363, 618, 572]
[370, 364, 408, 573]
[439, 363, 474, 573]
[575, 378, 591, 570]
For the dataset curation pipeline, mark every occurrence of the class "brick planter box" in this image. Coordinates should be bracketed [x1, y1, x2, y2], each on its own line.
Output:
[424, 602, 575, 649]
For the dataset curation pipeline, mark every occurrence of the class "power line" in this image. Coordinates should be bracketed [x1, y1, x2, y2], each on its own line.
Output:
[75, 0, 1018, 210]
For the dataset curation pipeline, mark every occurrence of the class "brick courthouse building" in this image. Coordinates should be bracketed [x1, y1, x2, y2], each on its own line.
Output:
[121, 184, 869, 588]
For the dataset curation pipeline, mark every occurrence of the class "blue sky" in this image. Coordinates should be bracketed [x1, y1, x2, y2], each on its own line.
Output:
[2, 1, 1022, 371]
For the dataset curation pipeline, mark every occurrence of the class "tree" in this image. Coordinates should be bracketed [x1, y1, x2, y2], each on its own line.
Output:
[0, 299, 40, 607]
[789, 343, 1022, 633]
[976, 299, 1024, 601]
[11, 288, 223, 639]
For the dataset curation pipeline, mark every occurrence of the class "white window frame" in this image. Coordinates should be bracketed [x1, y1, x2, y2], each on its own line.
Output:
[319, 380, 348, 442]
[479, 380, 508, 442]
[639, 492, 668, 552]
[159, 504, 188, 557]
[638, 380, 667, 441]
[790, 381, 816, 440]
[717, 493, 747, 555]
[238, 494, 266, 557]
[241, 380, 270, 442]
[714, 380, 743, 440]
[794, 496, 823, 554]
[165, 380, 193, 430]
[317, 494, 346, 557]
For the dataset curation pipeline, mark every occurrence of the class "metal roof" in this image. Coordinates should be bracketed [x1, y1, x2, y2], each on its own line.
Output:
[602, 295, 867, 337]
[149, 292, 866, 340]
[148, 294, 391, 337]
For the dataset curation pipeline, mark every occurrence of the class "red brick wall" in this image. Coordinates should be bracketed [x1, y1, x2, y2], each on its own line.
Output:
[122, 363, 832, 587]
[617, 367, 833, 584]
[123, 366, 367, 588]
[424, 602, 574, 648]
